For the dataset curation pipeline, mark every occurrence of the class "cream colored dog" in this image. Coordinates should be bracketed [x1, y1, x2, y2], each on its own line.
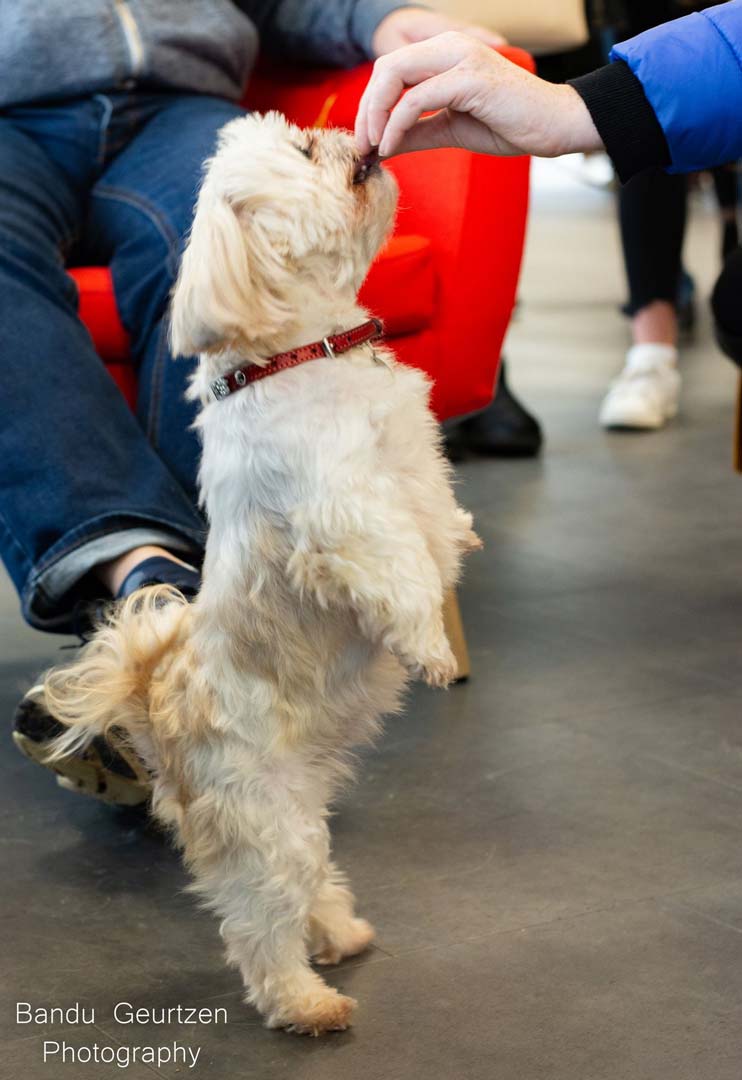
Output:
[42, 112, 479, 1035]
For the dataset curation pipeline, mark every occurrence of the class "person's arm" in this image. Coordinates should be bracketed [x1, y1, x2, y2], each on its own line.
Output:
[572, 2, 742, 181]
[356, 0, 742, 183]
[355, 33, 603, 158]
[568, 61, 672, 183]
[237, 1, 503, 68]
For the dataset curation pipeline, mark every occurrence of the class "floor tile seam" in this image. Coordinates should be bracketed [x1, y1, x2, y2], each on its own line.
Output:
[359, 736, 742, 818]
[640, 753, 742, 797]
[554, 689, 740, 734]
[484, 602, 742, 659]
[376, 880, 739, 959]
[466, 638, 736, 699]
[666, 896, 742, 938]
[479, 617, 742, 682]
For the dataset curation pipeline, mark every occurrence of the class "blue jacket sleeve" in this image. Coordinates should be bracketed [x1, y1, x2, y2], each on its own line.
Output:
[611, 1, 742, 174]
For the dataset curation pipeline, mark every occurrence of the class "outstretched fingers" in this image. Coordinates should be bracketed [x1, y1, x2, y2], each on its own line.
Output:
[355, 33, 476, 154]
[376, 71, 467, 156]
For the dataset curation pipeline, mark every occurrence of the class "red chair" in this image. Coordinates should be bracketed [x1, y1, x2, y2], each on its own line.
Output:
[70, 46, 533, 422]
[69, 49, 534, 677]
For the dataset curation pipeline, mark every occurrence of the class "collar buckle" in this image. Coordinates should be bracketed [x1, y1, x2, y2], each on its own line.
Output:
[321, 337, 336, 359]
[210, 376, 230, 401]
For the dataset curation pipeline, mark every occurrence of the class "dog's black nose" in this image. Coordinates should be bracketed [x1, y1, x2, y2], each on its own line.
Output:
[353, 149, 380, 184]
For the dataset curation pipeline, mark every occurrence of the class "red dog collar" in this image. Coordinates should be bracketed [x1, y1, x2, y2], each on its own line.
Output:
[210, 318, 384, 401]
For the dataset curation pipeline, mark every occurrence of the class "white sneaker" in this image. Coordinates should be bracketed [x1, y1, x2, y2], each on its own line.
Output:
[599, 344, 681, 430]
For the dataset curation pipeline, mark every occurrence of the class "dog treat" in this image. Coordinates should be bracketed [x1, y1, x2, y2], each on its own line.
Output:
[353, 148, 380, 184]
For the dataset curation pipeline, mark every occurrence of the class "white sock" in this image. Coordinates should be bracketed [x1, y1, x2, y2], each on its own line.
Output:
[625, 343, 678, 373]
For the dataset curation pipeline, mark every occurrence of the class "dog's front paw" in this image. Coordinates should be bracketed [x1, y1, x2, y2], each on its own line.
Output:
[421, 656, 458, 688]
[453, 508, 483, 552]
[407, 645, 458, 688]
[463, 530, 483, 553]
[276, 991, 357, 1037]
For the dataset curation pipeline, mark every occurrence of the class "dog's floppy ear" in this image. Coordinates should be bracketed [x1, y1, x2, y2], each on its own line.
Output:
[170, 180, 293, 357]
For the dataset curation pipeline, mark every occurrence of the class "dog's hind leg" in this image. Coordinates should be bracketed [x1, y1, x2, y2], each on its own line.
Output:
[308, 864, 375, 966]
[181, 789, 357, 1036]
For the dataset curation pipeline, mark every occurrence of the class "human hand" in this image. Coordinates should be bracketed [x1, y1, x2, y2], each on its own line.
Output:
[356, 31, 603, 159]
[371, 7, 506, 58]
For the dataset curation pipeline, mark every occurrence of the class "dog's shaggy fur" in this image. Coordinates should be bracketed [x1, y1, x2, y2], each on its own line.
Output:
[41, 112, 479, 1035]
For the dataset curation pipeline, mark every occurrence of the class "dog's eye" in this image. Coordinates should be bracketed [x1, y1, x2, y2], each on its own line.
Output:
[294, 140, 314, 160]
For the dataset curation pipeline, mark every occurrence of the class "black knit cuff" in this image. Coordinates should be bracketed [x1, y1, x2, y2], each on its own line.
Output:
[569, 61, 671, 184]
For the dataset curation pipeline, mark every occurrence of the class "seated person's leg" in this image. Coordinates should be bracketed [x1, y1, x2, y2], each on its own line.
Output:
[0, 114, 205, 634]
[85, 95, 247, 506]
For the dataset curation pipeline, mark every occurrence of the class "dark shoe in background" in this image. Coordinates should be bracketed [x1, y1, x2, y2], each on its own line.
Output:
[676, 268, 697, 338]
[445, 360, 543, 461]
[712, 245, 742, 369]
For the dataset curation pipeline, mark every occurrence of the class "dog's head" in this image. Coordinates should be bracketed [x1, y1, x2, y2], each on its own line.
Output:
[170, 112, 398, 357]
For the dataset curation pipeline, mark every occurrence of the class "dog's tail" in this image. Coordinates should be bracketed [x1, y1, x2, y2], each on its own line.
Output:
[43, 585, 190, 762]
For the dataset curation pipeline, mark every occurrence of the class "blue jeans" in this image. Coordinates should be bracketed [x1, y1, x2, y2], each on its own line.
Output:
[0, 92, 245, 632]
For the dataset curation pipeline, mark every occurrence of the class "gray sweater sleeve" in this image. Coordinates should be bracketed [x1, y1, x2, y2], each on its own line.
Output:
[236, 0, 410, 66]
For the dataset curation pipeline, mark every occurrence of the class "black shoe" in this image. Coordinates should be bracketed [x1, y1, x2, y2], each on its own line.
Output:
[712, 246, 742, 369]
[12, 556, 201, 804]
[13, 685, 153, 805]
[722, 221, 739, 263]
[446, 361, 543, 459]
[69, 555, 201, 642]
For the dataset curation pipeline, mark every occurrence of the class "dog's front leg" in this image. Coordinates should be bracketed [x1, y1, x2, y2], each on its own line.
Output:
[181, 792, 356, 1036]
[290, 495, 457, 687]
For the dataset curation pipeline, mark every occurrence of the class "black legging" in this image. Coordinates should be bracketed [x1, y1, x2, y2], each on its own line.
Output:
[619, 0, 688, 316]
[619, 171, 688, 316]
[544, 1, 735, 315]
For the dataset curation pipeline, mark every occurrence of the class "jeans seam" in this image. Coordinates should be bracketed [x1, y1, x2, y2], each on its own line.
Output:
[145, 322, 170, 449]
[93, 184, 179, 255]
[0, 504, 34, 573]
[88, 194, 182, 449]
[92, 94, 114, 170]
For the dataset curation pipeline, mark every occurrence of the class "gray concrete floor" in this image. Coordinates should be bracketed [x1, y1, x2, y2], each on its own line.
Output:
[4, 160, 742, 1078]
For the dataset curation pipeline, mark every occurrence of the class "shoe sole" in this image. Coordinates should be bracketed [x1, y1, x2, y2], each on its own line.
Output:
[600, 402, 678, 432]
[13, 685, 150, 807]
[13, 730, 150, 806]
